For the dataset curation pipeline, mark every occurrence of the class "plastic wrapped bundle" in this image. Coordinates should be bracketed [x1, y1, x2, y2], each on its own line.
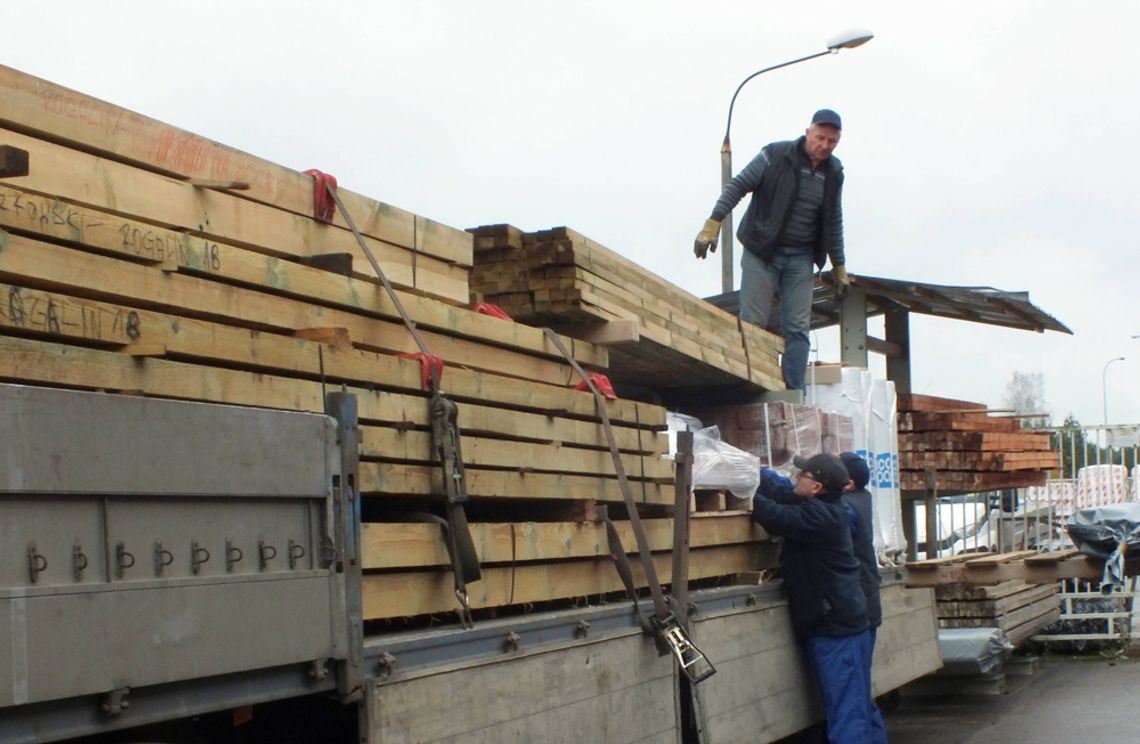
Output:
[937, 627, 1012, 676]
[690, 426, 760, 501]
[1067, 502, 1140, 592]
[1076, 464, 1130, 511]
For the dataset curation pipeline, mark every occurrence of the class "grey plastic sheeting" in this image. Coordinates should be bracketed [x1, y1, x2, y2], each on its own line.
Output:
[937, 627, 1012, 676]
[1067, 503, 1140, 592]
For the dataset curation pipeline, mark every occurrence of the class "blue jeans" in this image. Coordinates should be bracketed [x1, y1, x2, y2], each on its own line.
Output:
[805, 630, 873, 744]
[739, 247, 815, 391]
[861, 628, 889, 744]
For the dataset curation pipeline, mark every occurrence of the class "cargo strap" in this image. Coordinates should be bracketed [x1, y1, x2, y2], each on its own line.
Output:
[471, 302, 512, 320]
[542, 328, 715, 684]
[430, 391, 481, 626]
[303, 169, 339, 223]
[315, 177, 480, 625]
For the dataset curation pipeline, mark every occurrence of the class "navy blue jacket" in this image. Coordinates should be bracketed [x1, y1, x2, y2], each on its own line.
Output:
[753, 472, 868, 639]
[843, 487, 883, 629]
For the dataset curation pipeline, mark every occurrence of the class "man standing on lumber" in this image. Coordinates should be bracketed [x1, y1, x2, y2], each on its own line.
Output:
[694, 109, 851, 392]
[840, 451, 888, 744]
[752, 452, 875, 743]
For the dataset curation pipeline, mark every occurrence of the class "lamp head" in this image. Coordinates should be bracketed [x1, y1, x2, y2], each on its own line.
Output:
[827, 29, 874, 51]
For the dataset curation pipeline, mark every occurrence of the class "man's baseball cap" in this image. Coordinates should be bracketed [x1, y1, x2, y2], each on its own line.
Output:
[840, 451, 871, 490]
[811, 108, 842, 129]
[792, 453, 849, 493]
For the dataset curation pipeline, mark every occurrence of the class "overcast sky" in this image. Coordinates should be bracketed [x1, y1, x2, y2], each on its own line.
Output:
[5, 1, 1138, 428]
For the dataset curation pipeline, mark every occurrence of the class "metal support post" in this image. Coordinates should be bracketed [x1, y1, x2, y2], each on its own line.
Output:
[884, 310, 912, 395]
[326, 392, 365, 702]
[719, 144, 734, 294]
[839, 285, 869, 369]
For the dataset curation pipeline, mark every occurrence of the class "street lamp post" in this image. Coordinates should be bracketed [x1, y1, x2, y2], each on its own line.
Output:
[718, 28, 873, 294]
[1103, 356, 1125, 426]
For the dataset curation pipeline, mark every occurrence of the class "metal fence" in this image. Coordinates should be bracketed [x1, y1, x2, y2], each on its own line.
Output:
[911, 422, 1140, 647]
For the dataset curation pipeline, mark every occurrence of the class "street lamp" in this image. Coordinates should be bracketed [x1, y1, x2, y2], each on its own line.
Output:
[1103, 356, 1125, 426]
[718, 28, 873, 294]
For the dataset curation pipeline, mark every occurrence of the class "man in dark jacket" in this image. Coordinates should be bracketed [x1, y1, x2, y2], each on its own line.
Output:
[693, 109, 851, 392]
[839, 451, 888, 744]
[753, 452, 872, 743]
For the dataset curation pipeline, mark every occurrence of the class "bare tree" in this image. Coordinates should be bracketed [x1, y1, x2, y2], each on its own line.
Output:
[1002, 371, 1051, 428]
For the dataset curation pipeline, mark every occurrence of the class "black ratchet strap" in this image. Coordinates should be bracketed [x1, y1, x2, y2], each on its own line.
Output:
[318, 180, 480, 626]
[542, 328, 715, 684]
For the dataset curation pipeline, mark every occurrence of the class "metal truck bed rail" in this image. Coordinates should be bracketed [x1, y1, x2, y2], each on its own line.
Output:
[0, 383, 354, 742]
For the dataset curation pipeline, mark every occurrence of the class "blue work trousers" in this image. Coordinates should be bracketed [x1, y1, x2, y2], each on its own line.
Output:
[861, 627, 889, 744]
[739, 247, 815, 391]
[805, 630, 874, 744]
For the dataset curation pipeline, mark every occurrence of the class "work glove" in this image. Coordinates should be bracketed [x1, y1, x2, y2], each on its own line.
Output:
[833, 264, 851, 298]
[693, 218, 721, 259]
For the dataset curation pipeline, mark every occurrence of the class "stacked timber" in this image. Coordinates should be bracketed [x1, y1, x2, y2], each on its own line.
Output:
[898, 394, 1058, 492]
[935, 580, 1061, 646]
[0, 65, 774, 623]
[468, 224, 785, 392]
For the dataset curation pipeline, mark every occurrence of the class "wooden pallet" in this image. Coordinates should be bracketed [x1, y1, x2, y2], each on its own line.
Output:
[905, 549, 1135, 586]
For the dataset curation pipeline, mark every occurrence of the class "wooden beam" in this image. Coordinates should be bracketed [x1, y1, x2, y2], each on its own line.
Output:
[0, 127, 470, 303]
[0, 64, 473, 267]
[362, 514, 768, 569]
[361, 543, 777, 619]
[0, 310, 662, 453]
[360, 428, 675, 482]
[359, 463, 673, 505]
[572, 319, 640, 345]
[905, 555, 1140, 586]
[0, 233, 583, 386]
[470, 226, 786, 390]
[865, 335, 903, 358]
[0, 335, 664, 439]
[294, 327, 352, 350]
[0, 183, 607, 369]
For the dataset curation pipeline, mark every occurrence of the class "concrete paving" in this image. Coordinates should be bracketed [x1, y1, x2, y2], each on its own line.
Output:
[886, 653, 1140, 743]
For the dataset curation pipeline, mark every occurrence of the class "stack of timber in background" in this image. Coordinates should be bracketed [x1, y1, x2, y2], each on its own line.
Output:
[935, 580, 1061, 646]
[898, 394, 1058, 493]
[0, 64, 775, 624]
[468, 224, 785, 393]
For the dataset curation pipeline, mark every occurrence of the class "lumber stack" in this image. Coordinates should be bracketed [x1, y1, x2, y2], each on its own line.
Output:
[468, 224, 785, 391]
[0, 65, 774, 623]
[935, 580, 1061, 646]
[898, 394, 1057, 492]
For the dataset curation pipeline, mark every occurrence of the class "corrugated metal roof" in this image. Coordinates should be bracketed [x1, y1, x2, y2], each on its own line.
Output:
[705, 273, 1072, 335]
